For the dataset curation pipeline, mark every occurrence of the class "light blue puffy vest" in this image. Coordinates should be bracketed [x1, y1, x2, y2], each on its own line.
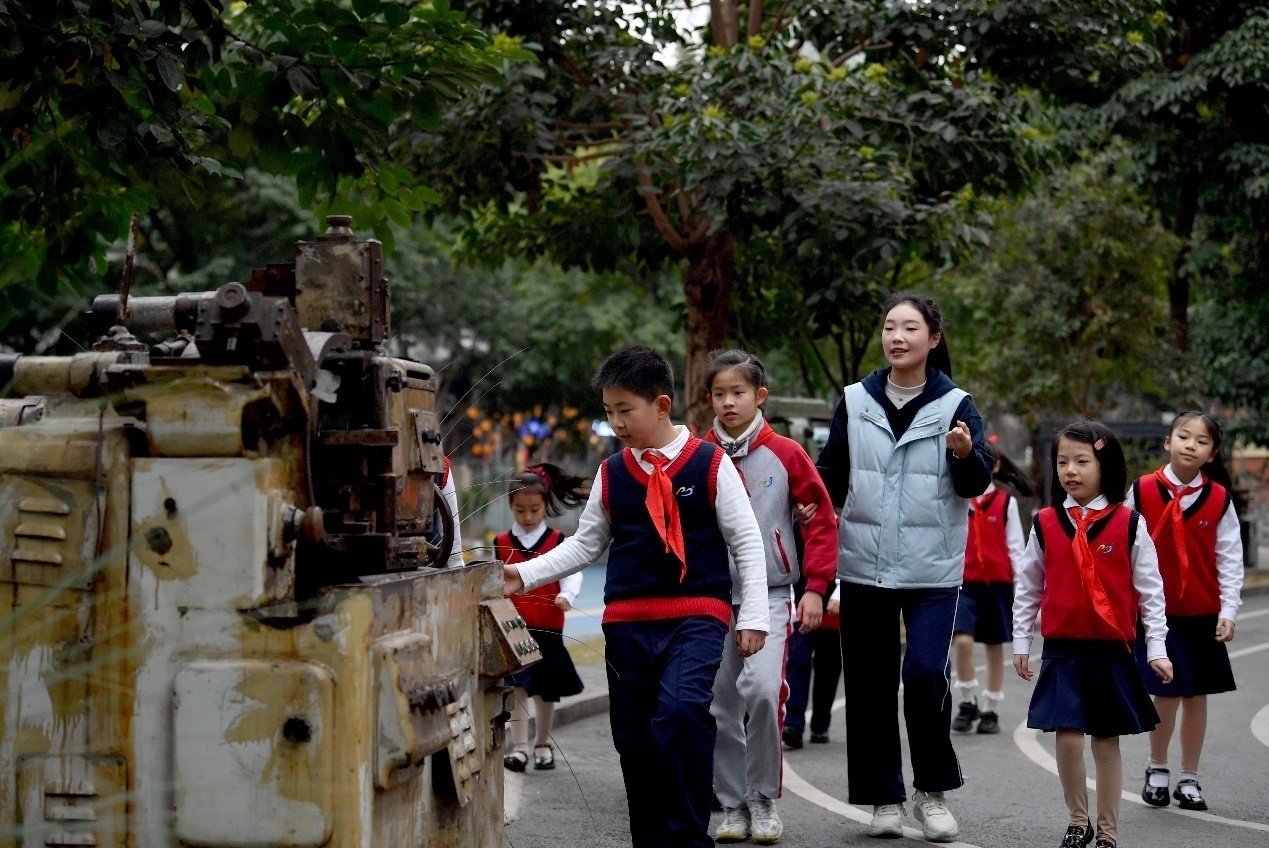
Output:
[836, 382, 970, 589]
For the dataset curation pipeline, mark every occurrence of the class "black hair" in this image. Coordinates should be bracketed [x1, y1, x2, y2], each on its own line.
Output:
[984, 439, 1037, 498]
[1050, 421, 1127, 505]
[1169, 412, 1234, 491]
[591, 345, 674, 403]
[882, 291, 953, 379]
[508, 463, 588, 517]
[705, 349, 769, 397]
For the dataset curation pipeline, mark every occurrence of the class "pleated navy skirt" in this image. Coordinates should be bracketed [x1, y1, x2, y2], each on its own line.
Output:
[1028, 638, 1159, 737]
[505, 629, 584, 702]
[1134, 613, 1236, 698]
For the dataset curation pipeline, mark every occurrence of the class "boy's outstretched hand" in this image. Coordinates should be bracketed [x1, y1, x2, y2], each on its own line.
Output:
[796, 591, 823, 633]
[1013, 653, 1034, 681]
[1149, 658, 1174, 684]
[503, 564, 524, 596]
[737, 629, 766, 658]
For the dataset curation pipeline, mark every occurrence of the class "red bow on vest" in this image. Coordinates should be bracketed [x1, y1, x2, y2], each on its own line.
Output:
[642, 450, 688, 581]
[1149, 468, 1202, 598]
[1067, 504, 1127, 640]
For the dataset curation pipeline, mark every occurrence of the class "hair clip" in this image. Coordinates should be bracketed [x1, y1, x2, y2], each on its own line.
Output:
[1093, 438, 1105, 451]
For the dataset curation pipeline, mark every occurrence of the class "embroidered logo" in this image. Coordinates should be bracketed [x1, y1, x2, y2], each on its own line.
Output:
[1096, 544, 1114, 554]
[675, 485, 695, 497]
[1198, 520, 1210, 528]
[987, 515, 999, 522]
[757, 476, 774, 489]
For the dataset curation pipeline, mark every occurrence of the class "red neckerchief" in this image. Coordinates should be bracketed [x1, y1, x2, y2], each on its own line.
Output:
[1150, 468, 1202, 597]
[642, 450, 687, 581]
[1067, 503, 1126, 639]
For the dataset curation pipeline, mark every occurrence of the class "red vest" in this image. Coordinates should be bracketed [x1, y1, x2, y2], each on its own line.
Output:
[1037, 505, 1138, 644]
[1134, 471, 1229, 616]
[497, 528, 568, 631]
[964, 489, 1013, 584]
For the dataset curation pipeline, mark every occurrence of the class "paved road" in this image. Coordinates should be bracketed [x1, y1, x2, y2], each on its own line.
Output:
[505, 596, 1269, 848]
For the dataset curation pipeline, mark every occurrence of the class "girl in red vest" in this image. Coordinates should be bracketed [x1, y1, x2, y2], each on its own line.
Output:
[951, 440, 1034, 735]
[1013, 422, 1173, 848]
[499, 463, 588, 773]
[1127, 412, 1243, 812]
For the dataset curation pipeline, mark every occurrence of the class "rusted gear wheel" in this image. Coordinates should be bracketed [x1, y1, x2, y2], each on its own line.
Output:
[424, 482, 455, 567]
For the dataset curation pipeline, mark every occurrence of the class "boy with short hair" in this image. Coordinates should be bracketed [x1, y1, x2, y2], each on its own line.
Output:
[504, 345, 769, 848]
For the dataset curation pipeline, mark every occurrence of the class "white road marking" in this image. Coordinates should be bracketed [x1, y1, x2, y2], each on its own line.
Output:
[1228, 639, 1269, 660]
[1238, 607, 1269, 621]
[782, 760, 986, 848]
[1011, 721, 1269, 834]
[1252, 704, 1269, 750]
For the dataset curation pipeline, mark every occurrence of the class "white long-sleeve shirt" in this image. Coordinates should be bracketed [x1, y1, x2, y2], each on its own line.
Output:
[511, 521, 583, 604]
[515, 425, 770, 633]
[1126, 465, 1244, 622]
[1013, 494, 1168, 661]
[972, 482, 1026, 575]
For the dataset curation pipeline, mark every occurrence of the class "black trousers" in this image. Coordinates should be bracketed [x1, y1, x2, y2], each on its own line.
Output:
[604, 616, 728, 848]
[784, 626, 842, 734]
[839, 583, 964, 804]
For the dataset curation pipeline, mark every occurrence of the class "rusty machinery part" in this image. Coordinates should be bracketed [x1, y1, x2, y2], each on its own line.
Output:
[89, 292, 211, 336]
[294, 215, 390, 346]
[425, 481, 455, 567]
[194, 282, 317, 389]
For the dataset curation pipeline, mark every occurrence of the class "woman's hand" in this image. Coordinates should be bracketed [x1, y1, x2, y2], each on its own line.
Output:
[737, 629, 767, 658]
[503, 564, 524, 596]
[945, 420, 973, 459]
[1150, 658, 1175, 684]
[1014, 653, 1034, 681]
[554, 594, 572, 611]
[1216, 618, 1235, 643]
[796, 591, 823, 633]
[794, 501, 818, 523]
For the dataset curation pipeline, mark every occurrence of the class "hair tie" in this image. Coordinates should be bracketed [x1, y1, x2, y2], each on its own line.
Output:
[987, 433, 1000, 444]
[524, 464, 553, 489]
[1093, 438, 1105, 451]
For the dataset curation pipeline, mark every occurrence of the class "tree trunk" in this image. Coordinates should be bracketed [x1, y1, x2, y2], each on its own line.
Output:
[683, 231, 735, 431]
[1169, 174, 1200, 351]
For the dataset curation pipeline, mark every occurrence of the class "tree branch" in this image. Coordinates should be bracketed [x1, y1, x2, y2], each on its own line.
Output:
[747, 0, 764, 38]
[770, 0, 796, 39]
[832, 41, 893, 66]
[638, 171, 690, 255]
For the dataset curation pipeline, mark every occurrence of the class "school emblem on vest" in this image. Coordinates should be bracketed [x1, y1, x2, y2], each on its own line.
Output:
[675, 485, 695, 497]
[1198, 519, 1210, 528]
[757, 476, 774, 489]
[1096, 543, 1114, 554]
[987, 515, 998, 522]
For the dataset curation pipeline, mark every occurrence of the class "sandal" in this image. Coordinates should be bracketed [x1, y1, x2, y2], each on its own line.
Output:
[1173, 778, 1208, 811]
[533, 744, 555, 770]
[503, 750, 528, 773]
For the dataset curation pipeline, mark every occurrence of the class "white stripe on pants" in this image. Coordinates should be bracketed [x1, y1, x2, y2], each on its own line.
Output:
[711, 589, 794, 808]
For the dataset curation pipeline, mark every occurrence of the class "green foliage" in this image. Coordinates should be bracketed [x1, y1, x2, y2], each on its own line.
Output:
[937, 151, 1178, 423]
[0, 0, 517, 319]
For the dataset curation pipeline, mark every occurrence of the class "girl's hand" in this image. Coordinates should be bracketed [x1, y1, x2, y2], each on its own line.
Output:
[826, 598, 840, 616]
[737, 629, 767, 658]
[794, 502, 818, 523]
[945, 420, 973, 459]
[1150, 658, 1175, 684]
[1014, 653, 1034, 681]
[796, 591, 823, 633]
[554, 594, 572, 611]
[503, 564, 524, 596]
[1216, 618, 1235, 643]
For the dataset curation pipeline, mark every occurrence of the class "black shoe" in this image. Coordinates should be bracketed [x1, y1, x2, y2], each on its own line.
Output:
[782, 725, 804, 750]
[1173, 779, 1208, 811]
[1059, 824, 1094, 848]
[810, 731, 830, 744]
[976, 711, 1000, 734]
[533, 744, 555, 770]
[951, 701, 979, 733]
[1141, 765, 1170, 807]
[1093, 838, 1116, 848]
[503, 750, 528, 772]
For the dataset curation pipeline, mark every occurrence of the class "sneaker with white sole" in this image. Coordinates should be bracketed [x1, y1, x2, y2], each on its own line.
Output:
[912, 790, 960, 842]
[748, 797, 783, 844]
[867, 803, 905, 839]
[714, 806, 750, 843]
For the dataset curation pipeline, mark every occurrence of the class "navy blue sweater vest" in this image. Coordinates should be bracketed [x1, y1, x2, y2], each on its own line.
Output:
[601, 438, 732, 612]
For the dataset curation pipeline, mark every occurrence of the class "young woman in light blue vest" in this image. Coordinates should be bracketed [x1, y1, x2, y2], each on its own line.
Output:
[816, 292, 993, 843]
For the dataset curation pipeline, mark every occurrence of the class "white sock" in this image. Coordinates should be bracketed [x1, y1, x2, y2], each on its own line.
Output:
[1178, 772, 1201, 797]
[953, 679, 978, 704]
[1148, 759, 1170, 788]
[981, 689, 1004, 710]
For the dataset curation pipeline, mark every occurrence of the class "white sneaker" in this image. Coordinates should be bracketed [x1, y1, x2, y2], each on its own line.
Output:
[714, 806, 750, 843]
[748, 797, 783, 844]
[867, 803, 905, 838]
[912, 790, 960, 842]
